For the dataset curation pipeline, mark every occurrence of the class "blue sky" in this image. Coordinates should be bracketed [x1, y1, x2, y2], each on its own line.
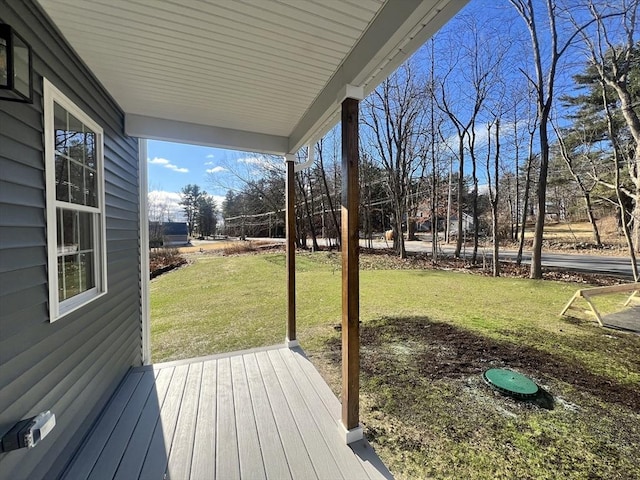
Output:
[147, 140, 267, 220]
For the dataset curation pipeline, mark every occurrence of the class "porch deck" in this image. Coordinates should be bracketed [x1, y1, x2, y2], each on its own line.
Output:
[61, 345, 391, 479]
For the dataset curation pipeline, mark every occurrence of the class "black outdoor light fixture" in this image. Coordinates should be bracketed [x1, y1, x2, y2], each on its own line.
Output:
[0, 23, 33, 103]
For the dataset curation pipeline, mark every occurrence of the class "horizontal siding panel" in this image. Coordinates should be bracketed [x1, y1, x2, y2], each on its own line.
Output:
[0, 226, 46, 249]
[0, 302, 49, 344]
[0, 294, 139, 407]
[106, 238, 140, 255]
[0, 203, 44, 227]
[104, 206, 139, 222]
[0, 245, 47, 273]
[0, 156, 44, 189]
[106, 182, 139, 206]
[0, 96, 43, 128]
[0, 139, 43, 168]
[106, 228, 140, 242]
[0, 269, 47, 302]
[0, 111, 43, 147]
[106, 217, 138, 231]
[0, 181, 45, 208]
[105, 159, 138, 188]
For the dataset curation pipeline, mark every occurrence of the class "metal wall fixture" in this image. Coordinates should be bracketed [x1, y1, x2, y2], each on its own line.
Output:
[0, 23, 33, 103]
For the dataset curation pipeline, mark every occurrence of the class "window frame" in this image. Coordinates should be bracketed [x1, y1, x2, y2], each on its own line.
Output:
[44, 79, 107, 321]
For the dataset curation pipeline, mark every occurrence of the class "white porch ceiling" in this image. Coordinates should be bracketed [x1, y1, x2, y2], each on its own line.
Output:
[38, 0, 467, 154]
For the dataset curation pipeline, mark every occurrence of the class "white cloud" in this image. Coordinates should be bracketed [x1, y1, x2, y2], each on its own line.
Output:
[148, 157, 169, 165]
[238, 156, 265, 166]
[211, 195, 226, 208]
[206, 154, 215, 159]
[148, 156, 188, 173]
[148, 190, 184, 221]
[166, 164, 189, 173]
[206, 166, 227, 174]
[204, 161, 215, 166]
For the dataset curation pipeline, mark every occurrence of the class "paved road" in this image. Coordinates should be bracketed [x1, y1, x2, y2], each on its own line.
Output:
[245, 236, 636, 280]
[394, 240, 636, 280]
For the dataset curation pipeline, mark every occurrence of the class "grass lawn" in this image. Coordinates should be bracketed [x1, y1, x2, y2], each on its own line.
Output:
[151, 252, 640, 480]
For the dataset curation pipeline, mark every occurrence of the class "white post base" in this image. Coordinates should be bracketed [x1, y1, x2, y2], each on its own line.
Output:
[285, 338, 300, 348]
[341, 423, 363, 444]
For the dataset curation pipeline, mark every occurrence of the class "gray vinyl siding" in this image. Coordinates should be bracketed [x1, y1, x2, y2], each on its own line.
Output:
[0, 1, 142, 479]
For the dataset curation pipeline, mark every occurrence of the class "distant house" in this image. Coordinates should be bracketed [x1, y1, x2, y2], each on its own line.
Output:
[149, 222, 189, 247]
[449, 213, 474, 235]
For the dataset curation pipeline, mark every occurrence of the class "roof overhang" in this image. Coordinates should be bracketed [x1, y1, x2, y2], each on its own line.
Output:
[38, 0, 468, 155]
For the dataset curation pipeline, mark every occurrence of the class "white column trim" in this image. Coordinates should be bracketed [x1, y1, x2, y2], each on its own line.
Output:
[139, 138, 151, 365]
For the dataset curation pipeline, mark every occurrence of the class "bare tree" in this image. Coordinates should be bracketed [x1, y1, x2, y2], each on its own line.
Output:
[552, 120, 603, 246]
[362, 62, 428, 258]
[575, 0, 640, 261]
[509, 0, 620, 278]
[486, 118, 501, 277]
[437, 15, 505, 260]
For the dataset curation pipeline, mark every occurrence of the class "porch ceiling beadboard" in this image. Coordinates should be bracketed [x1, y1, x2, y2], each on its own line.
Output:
[37, 0, 467, 154]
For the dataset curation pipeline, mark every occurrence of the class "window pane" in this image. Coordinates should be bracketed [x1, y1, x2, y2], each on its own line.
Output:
[69, 161, 84, 204]
[60, 209, 78, 254]
[0, 39, 7, 87]
[56, 208, 64, 250]
[54, 102, 68, 155]
[62, 255, 80, 299]
[57, 256, 65, 301]
[85, 169, 97, 207]
[67, 113, 85, 163]
[79, 253, 95, 291]
[55, 155, 69, 202]
[85, 130, 96, 168]
[78, 211, 93, 251]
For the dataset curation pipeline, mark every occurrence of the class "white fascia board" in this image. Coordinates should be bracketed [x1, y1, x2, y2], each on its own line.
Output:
[125, 114, 289, 155]
[287, 0, 467, 153]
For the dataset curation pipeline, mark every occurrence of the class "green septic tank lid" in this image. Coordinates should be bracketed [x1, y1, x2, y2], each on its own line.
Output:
[483, 368, 539, 399]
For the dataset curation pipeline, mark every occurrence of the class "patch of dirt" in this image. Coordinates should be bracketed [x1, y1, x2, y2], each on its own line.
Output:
[325, 316, 640, 413]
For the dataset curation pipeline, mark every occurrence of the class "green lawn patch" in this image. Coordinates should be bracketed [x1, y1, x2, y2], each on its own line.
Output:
[151, 251, 640, 480]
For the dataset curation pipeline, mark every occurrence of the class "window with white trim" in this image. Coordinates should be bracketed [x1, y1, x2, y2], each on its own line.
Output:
[44, 79, 107, 321]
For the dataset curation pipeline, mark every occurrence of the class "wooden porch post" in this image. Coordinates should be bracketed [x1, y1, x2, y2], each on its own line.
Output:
[341, 96, 362, 441]
[285, 154, 298, 346]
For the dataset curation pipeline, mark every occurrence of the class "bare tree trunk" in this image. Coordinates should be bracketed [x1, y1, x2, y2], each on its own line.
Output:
[553, 122, 602, 247]
[296, 171, 319, 250]
[602, 81, 639, 280]
[456, 140, 465, 257]
[517, 155, 534, 266]
[317, 140, 341, 246]
[514, 102, 520, 242]
[468, 125, 480, 264]
[486, 120, 501, 277]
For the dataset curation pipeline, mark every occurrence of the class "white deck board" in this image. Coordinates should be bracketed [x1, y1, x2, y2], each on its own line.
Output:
[215, 357, 241, 480]
[111, 368, 174, 480]
[243, 353, 293, 480]
[230, 355, 267, 480]
[280, 349, 371, 480]
[166, 362, 203, 480]
[63, 345, 392, 480]
[139, 364, 188, 480]
[189, 360, 217, 480]
[255, 350, 319, 480]
[267, 349, 345, 479]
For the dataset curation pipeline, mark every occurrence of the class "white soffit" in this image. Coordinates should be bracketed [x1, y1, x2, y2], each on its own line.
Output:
[38, 0, 467, 154]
